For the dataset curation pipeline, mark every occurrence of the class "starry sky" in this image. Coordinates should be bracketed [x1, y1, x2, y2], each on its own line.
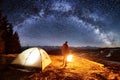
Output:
[0, 0, 120, 47]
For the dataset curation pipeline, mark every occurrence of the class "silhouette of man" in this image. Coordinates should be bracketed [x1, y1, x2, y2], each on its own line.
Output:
[61, 41, 69, 67]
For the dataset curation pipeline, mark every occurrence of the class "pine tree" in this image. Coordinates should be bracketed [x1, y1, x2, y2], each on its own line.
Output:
[0, 12, 8, 54]
[0, 11, 21, 54]
[6, 31, 21, 53]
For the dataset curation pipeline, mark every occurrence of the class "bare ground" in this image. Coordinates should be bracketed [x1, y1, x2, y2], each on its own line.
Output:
[0, 53, 120, 80]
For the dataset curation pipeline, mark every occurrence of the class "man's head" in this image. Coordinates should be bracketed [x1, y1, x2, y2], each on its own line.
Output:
[65, 41, 68, 44]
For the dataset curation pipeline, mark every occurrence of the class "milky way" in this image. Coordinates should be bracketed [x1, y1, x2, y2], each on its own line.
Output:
[0, 0, 120, 47]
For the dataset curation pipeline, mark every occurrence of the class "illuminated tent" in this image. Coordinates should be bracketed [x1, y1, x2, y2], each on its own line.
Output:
[11, 47, 51, 71]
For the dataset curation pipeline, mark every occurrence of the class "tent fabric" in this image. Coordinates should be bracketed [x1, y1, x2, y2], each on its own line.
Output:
[11, 47, 51, 70]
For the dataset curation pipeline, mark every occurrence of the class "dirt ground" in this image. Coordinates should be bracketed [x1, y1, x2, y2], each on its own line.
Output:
[0, 53, 120, 80]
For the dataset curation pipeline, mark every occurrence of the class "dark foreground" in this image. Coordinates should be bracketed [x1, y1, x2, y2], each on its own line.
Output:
[0, 53, 120, 80]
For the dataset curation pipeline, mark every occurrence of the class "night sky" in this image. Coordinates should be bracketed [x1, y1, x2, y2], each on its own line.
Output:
[0, 0, 120, 47]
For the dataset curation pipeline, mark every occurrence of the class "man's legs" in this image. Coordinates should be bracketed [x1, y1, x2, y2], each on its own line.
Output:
[63, 55, 67, 67]
[62, 56, 65, 66]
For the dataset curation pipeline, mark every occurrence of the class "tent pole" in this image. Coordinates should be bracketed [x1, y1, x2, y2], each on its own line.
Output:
[24, 50, 34, 65]
[39, 49, 42, 71]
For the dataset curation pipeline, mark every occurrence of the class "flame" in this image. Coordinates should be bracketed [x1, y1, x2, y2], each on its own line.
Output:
[67, 54, 73, 62]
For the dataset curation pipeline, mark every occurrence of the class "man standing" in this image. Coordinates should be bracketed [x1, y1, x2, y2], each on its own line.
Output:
[61, 41, 69, 67]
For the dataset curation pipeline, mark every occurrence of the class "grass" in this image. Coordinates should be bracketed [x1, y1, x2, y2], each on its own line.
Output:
[0, 53, 120, 80]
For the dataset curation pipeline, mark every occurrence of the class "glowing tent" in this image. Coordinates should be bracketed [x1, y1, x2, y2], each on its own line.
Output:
[11, 47, 51, 71]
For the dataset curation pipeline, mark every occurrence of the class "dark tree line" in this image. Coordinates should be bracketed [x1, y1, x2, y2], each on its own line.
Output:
[0, 11, 21, 54]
